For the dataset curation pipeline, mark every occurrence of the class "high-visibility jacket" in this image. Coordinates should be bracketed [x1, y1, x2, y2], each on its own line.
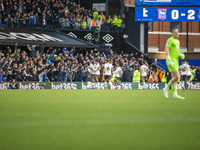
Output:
[148, 74, 159, 82]
[191, 68, 197, 77]
[102, 75, 104, 81]
[190, 74, 194, 82]
[102, 14, 106, 20]
[91, 19, 96, 27]
[148, 75, 153, 82]
[93, 11, 99, 19]
[145, 72, 149, 81]
[98, 14, 106, 21]
[161, 73, 167, 82]
[107, 18, 112, 23]
[132, 70, 140, 82]
[117, 18, 122, 27]
[159, 71, 164, 81]
[112, 16, 118, 26]
[111, 73, 115, 82]
[80, 21, 86, 29]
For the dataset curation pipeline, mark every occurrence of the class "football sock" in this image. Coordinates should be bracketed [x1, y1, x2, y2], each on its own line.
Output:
[172, 85, 177, 96]
[166, 81, 173, 89]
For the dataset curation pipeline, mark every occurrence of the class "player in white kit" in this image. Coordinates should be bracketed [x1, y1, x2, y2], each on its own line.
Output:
[103, 59, 113, 89]
[87, 61, 95, 89]
[185, 61, 192, 90]
[113, 63, 124, 89]
[140, 62, 149, 84]
[179, 61, 187, 89]
[93, 60, 101, 89]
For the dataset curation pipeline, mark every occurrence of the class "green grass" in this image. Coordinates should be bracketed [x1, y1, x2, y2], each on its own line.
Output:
[0, 90, 200, 150]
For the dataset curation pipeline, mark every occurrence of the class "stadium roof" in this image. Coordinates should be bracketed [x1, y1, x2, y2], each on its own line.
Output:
[0, 28, 98, 48]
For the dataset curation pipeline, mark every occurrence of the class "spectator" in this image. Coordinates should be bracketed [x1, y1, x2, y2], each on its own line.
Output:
[68, 71, 73, 82]
[86, 15, 92, 30]
[13, 16, 19, 27]
[27, 45, 36, 57]
[98, 12, 106, 21]
[80, 69, 87, 82]
[73, 17, 80, 29]
[102, 20, 110, 31]
[42, 12, 47, 29]
[93, 8, 98, 19]
[107, 15, 112, 24]
[112, 14, 118, 31]
[4, 2, 11, 15]
[35, 12, 40, 28]
[53, 14, 60, 29]
[9, 79, 17, 89]
[5, 14, 15, 27]
[195, 66, 200, 81]
[0, 7, 3, 24]
[117, 15, 122, 31]
[60, 17, 66, 28]
[19, 13, 29, 27]
[95, 17, 102, 31]
[65, 17, 70, 29]
[80, 18, 87, 30]
[0, 68, 3, 83]
[29, 11, 36, 28]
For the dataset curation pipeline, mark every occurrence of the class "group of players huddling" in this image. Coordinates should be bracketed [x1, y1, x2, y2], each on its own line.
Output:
[179, 61, 193, 90]
[87, 59, 124, 89]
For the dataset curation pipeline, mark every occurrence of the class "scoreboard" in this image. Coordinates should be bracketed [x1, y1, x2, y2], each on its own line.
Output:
[135, 0, 200, 22]
[135, 0, 200, 6]
[135, 7, 200, 22]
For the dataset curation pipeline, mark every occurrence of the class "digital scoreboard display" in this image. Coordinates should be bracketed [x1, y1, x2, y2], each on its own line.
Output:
[135, 0, 200, 6]
[135, 7, 200, 22]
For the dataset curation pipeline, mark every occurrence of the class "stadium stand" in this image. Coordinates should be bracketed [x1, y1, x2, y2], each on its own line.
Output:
[0, 0, 122, 31]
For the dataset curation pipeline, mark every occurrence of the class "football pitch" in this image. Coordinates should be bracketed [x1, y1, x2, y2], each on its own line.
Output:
[0, 90, 200, 150]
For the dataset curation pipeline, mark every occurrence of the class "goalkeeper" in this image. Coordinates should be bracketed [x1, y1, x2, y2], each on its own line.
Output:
[162, 28, 185, 99]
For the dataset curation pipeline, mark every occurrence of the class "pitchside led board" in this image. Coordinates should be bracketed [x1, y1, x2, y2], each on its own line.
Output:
[135, 0, 200, 22]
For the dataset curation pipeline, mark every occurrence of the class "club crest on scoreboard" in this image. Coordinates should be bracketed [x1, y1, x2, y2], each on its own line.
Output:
[157, 8, 167, 20]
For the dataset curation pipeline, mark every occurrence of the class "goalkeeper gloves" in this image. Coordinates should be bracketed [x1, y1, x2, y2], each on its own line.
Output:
[166, 56, 174, 67]
[179, 53, 185, 59]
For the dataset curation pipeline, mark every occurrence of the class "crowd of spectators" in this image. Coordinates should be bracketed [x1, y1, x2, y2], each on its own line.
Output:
[0, 0, 122, 31]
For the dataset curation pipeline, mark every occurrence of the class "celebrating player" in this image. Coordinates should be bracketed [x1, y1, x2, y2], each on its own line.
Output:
[179, 61, 187, 89]
[114, 63, 124, 89]
[185, 61, 192, 90]
[87, 61, 94, 89]
[140, 61, 149, 85]
[94, 60, 101, 89]
[103, 59, 113, 89]
[162, 28, 185, 99]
